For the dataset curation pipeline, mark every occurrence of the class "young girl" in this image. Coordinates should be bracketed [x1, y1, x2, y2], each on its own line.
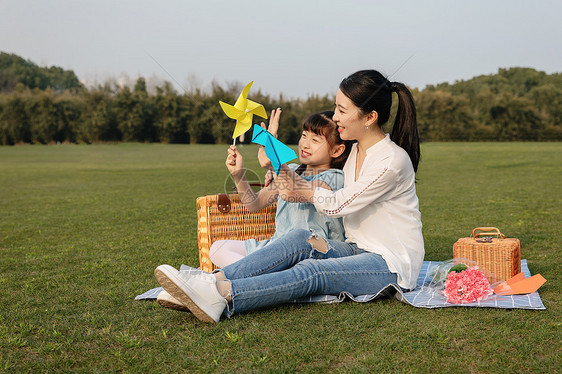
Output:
[209, 108, 353, 268]
[155, 69, 424, 323]
[156, 109, 352, 310]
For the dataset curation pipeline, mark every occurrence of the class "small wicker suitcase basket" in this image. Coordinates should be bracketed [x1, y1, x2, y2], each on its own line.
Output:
[453, 227, 521, 283]
[196, 193, 276, 272]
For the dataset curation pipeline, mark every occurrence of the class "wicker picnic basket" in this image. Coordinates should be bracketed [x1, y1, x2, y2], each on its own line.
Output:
[196, 193, 276, 272]
[453, 227, 521, 283]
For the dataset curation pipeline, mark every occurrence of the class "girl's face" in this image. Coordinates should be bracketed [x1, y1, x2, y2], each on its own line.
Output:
[333, 89, 372, 141]
[298, 130, 333, 172]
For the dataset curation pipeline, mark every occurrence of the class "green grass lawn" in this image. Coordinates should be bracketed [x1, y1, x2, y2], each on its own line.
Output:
[0, 142, 560, 373]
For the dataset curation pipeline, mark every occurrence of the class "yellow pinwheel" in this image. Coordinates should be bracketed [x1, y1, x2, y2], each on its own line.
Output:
[219, 81, 268, 140]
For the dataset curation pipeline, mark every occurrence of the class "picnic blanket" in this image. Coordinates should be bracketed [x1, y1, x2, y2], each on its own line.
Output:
[135, 259, 545, 310]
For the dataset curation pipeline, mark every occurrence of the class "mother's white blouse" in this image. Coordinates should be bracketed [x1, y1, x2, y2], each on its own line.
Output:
[313, 135, 424, 289]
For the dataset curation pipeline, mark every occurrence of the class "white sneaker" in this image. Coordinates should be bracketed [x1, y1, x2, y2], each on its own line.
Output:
[154, 264, 227, 323]
[156, 266, 207, 312]
[157, 290, 189, 312]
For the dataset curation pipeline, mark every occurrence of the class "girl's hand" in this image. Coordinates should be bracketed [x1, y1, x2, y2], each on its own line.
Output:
[226, 145, 245, 178]
[264, 169, 274, 187]
[257, 108, 281, 170]
[257, 143, 273, 170]
[266, 108, 282, 138]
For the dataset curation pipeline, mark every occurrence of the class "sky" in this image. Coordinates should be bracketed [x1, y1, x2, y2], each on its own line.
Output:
[1, 0, 561, 98]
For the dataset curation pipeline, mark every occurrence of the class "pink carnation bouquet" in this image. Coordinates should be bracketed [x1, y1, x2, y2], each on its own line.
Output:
[444, 266, 493, 304]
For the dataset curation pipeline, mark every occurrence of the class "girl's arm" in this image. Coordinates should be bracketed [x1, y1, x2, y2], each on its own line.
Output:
[226, 146, 279, 212]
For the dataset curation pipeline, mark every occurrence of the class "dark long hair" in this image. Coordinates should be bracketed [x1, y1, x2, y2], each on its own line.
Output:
[339, 70, 420, 172]
[295, 111, 353, 175]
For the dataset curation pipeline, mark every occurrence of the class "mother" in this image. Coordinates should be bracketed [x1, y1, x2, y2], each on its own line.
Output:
[155, 70, 424, 323]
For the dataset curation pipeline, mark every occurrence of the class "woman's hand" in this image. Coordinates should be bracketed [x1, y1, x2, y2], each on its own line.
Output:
[225, 145, 245, 179]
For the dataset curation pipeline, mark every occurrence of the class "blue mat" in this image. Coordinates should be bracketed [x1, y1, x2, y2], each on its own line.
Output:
[136, 259, 545, 310]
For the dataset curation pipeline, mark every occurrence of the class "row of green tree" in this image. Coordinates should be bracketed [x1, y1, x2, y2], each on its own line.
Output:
[0, 78, 334, 145]
[416, 67, 562, 141]
[0, 52, 561, 145]
[0, 52, 82, 93]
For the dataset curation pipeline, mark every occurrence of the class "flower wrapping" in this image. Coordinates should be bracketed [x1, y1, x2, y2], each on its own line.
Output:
[426, 258, 478, 290]
[444, 266, 493, 304]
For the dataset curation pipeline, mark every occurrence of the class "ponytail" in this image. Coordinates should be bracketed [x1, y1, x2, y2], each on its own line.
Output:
[340, 70, 420, 172]
[390, 82, 420, 172]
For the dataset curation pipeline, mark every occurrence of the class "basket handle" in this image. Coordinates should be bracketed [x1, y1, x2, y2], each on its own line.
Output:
[470, 227, 506, 239]
[220, 183, 265, 213]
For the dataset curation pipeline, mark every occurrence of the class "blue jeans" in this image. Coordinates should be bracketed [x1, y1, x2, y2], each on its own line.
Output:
[219, 229, 398, 317]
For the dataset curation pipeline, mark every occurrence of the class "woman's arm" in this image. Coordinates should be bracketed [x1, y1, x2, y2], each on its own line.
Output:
[272, 164, 331, 203]
[274, 159, 402, 218]
[312, 166, 399, 217]
[226, 146, 279, 212]
[255, 107, 332, 203]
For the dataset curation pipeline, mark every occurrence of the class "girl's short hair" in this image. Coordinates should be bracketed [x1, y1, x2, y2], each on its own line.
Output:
[299, 111, 354, 171]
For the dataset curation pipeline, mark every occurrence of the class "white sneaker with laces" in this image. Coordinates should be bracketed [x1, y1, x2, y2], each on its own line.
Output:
[157, 290, 189, 312]
[154, 264, 227, 323]
[156, 266, 206, 312]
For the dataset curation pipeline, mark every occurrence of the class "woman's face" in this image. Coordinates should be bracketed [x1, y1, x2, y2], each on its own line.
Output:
[332, 89, 368, 141]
